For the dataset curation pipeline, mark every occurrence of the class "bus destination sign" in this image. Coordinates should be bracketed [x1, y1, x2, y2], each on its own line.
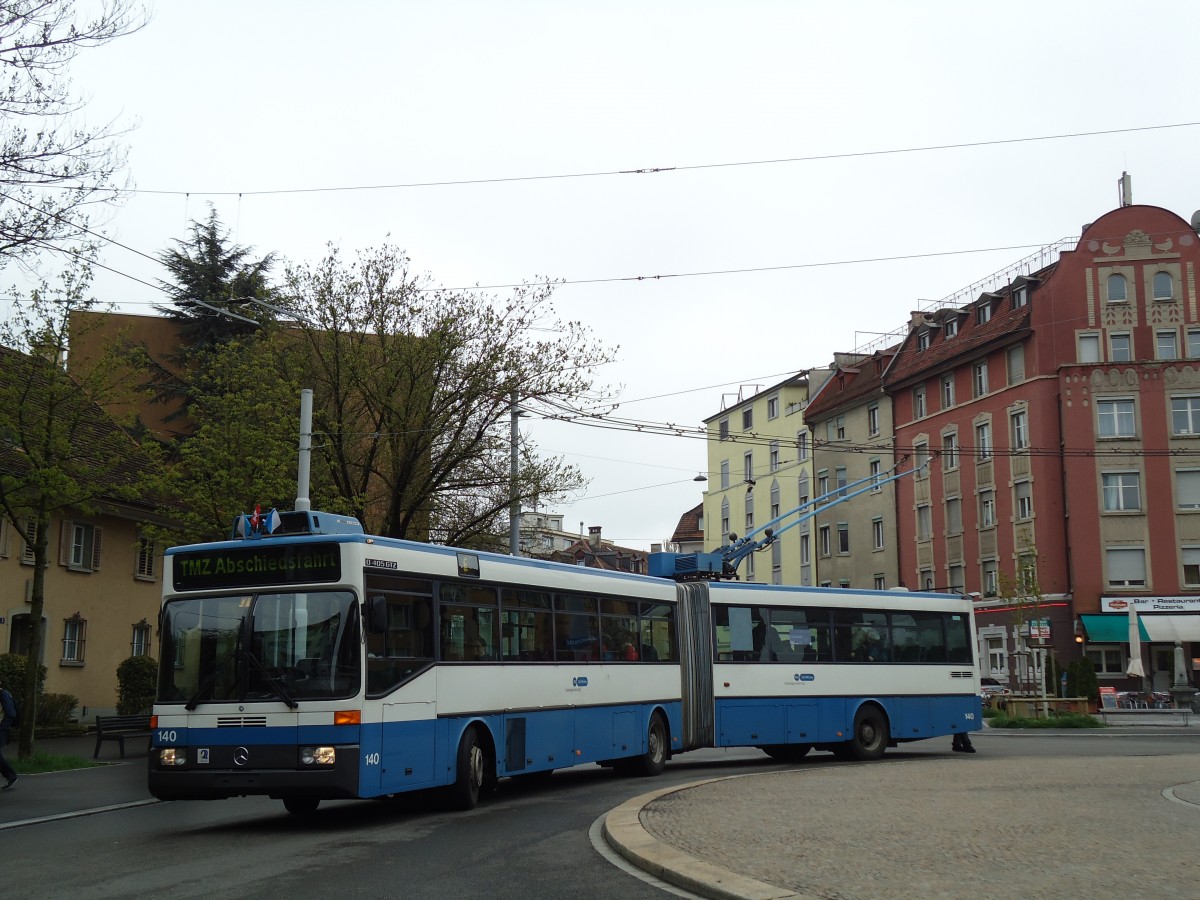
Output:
[173, 542, 342, 591]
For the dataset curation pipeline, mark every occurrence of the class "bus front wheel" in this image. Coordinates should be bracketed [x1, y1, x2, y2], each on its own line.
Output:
[282, 796, 320, 815]
[848, 705, 888, 761]
[448, 726, 486, 810]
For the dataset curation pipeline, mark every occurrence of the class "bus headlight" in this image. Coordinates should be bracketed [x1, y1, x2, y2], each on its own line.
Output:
[299, 746, 336, 766]
[159, 748, 186, 766]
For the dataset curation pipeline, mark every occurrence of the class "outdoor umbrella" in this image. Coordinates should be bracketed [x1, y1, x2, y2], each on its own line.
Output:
[1126, 605, 1146, 681]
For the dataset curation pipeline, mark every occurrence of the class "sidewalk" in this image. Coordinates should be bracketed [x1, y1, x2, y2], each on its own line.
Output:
[604, 732, 1200, 900]
[0, 733, 155, 829]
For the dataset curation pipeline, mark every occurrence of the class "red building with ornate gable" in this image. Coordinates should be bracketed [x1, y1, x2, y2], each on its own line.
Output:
[884, 199, 1200, 694]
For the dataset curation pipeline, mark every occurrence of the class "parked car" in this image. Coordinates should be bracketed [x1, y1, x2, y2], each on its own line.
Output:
[980, 677, 1011, 707]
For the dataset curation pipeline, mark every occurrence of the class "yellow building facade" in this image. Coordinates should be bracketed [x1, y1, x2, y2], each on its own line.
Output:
[702, 370, 831, 584]
[1, 506, 163, 720]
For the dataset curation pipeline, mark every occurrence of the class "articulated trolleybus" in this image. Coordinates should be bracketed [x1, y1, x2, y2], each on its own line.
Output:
[149, 510, 981, 814]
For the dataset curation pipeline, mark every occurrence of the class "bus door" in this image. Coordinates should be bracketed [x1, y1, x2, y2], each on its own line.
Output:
[363, 576, 438, 794]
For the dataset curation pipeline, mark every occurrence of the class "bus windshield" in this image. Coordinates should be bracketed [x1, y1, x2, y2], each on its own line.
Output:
[158, 590, 361, 705]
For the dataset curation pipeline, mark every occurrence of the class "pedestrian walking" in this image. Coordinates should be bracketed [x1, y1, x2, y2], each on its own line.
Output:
[951, 731, 976, 753]
[0, 678, 19, 789]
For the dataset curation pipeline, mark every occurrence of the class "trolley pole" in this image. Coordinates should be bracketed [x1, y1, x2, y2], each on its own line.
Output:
[296, 388, 313, 512]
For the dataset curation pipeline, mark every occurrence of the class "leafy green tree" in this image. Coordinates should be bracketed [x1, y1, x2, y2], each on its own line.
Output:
[1066, 657, 1099, 704]
[0, 1, 144, 263]
[0, 258, 155, 757]
[281, 243, 612, 545]
[138, 330, 322, 543]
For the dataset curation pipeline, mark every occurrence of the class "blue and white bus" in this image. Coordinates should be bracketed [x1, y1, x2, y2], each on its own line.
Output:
[148, 511, 981, 814]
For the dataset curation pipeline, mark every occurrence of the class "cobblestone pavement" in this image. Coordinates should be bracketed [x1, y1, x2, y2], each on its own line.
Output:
[606, 753, 1200, 900]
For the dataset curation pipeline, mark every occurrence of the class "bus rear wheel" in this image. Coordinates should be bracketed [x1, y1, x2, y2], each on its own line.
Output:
[760, 743, 812, 763]
[620, 713, 668, 777]
[448, 726, 486, 810]
[848, 705, 888, 761]
[282, 796, 320, 815]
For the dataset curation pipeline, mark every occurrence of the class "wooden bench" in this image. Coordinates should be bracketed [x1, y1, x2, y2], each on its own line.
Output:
[93, 714, 153, 759]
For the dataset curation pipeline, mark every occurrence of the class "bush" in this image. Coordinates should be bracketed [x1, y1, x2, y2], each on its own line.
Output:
[0, 651, 46, 706]
[116, 655, 158, 715]
[987, 712, 1103, 729]
[35, 693, 78, 726]
[1066, 657, 1099, 704]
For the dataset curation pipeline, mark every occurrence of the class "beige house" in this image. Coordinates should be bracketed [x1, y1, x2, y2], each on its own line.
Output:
[0, 337, 168, 722]
[803, 348, 903, 591]
[1, 510, 163, 720]
[702, 370, 831, 584]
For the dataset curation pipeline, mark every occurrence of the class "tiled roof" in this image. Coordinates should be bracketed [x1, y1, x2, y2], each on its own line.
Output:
[882, 269, 1052, 389]
[552, 538, 647, 573]
[806, 347, 899, 420]
[670, 503, 704, 543]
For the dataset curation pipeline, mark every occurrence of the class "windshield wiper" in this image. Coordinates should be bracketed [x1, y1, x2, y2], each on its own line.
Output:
[244, 649, 299, 708]
[185, 628, 242, 711]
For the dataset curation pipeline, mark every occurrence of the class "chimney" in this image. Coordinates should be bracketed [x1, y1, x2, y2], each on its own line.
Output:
[588, 525, 602, 548]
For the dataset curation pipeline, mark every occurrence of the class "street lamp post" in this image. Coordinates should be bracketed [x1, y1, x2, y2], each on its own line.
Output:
[509, 389, 520, 556]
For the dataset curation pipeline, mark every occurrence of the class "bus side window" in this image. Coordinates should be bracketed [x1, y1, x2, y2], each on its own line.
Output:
[366, 591, 434, 694]
[640, 602, 675, 662]
[831, 610, 857, 662]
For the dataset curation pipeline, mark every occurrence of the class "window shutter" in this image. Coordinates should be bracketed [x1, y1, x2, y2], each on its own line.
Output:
[91, 526, 103, 571]
[60, 520, 73, 567]
[1108, 548, 1145, 583]
[21, 518, 36, 564]
[0, 518, 8, 558]
[1177, 471, 1200, 509]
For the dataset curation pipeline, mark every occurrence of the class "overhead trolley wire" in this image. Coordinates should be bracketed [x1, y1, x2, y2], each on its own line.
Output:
[79, 120, 1200, 198]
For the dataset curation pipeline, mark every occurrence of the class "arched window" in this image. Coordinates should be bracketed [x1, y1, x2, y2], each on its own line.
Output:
[1153, 271, 1174, 301]
[1107, 273, 1128, 302]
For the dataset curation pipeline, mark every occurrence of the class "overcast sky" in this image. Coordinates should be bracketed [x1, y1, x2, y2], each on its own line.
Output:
[9, 1, 1200, 549]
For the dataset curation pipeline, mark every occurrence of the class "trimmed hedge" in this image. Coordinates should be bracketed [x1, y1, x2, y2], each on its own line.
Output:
[116, 655, 158, 715]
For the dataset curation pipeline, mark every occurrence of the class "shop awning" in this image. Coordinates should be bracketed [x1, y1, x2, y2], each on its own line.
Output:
[1080, 614, 1149, 643]
[1139, 615, 1200, 642]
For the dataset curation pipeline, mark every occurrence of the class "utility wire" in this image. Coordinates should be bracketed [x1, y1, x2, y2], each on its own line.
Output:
[75, 120, 1200, 198]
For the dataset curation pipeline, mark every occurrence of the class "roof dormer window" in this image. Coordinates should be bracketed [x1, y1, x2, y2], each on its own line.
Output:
[977, 304, 992, 324]
[944, 317, 958, 338]
[917, 330, 931, 351]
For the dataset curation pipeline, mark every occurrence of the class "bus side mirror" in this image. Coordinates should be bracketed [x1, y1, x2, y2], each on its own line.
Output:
[366, 596, 389, 634]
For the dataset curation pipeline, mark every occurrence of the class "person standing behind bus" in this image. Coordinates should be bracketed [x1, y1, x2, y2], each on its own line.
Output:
[952, 731, 976, 753]
[0, 679, 18, 789]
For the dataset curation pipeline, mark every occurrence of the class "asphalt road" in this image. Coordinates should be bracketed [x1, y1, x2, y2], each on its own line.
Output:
[7, 731, 1199, 899]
